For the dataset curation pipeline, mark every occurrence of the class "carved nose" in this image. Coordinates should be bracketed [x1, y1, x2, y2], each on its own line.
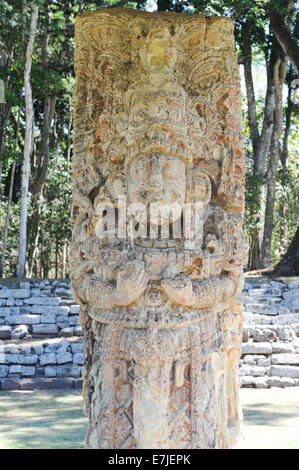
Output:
[149, 156, 163, 193]
[149, 171, 163, 190]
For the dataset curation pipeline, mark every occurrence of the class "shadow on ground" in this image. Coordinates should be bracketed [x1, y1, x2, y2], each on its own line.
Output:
[0, 388, 298, 449]
[238, 388, 299, 449]
[0, 390, 87, 449]
[243, 404, 296, 426]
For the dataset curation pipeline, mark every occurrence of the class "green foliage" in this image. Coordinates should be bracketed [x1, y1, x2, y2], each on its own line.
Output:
[0, 0, 298, 277]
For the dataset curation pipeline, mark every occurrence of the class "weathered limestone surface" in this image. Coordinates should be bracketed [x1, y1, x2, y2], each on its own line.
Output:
[71, 8, 245, 449]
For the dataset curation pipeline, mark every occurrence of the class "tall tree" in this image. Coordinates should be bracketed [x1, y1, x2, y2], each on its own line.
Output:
[260, 54, 288, 267]
[266, 4, 299, 76]
[16, 3, 39, 277]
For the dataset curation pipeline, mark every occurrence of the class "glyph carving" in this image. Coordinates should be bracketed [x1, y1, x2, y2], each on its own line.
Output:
[71, 8, 245, 449]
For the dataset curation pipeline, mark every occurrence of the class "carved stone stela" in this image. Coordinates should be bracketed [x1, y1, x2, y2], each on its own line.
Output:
[71, 8, 246, 449]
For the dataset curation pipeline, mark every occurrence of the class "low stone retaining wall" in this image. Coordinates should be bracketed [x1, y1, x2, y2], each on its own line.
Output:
[240, 277, 299, 388]
[0, 279, 82, 339]
[0, 337, 84, 390]
[0, 277, 298, 389]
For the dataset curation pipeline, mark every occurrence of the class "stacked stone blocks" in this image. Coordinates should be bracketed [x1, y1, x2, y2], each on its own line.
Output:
[240, 278, 299, 388]
[0, 279, 83, 339]
[0, 339, 84, 390]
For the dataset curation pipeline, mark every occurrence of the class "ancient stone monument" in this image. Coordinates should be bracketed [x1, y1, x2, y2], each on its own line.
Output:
[71, 8, 245, 449]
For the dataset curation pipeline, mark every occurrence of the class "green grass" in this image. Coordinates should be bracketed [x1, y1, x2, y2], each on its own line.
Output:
[0, 390, 87, 449]
[0, 388, 298, 449]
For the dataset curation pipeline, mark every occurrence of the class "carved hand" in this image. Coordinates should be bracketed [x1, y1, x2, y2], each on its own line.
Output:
[161, 277, 194, 307]
[113, 260, 148, 306]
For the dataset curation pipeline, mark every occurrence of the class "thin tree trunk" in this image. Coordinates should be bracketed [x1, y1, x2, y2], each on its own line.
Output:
[241, 23, 260, 156]
[260, 56, 288, 268]
[66, 93, 73, 169]
[0, 45, 11, 192]
[280, 82, 294, 169]
[55, 239, 58, 279]
[0, 105, 10, 193]
[0, 106, 21, 277]
[61, 243, 66, 278]
[267, 5, 299, 76]
[16, 4, 39, 278]
[241, 22, 276, 270]
[27, 3, 71, 275]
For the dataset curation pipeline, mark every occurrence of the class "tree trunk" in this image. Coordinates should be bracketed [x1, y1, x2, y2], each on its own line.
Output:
[250, 226, 299, 276]
[16, 4, 39, 278]
[260, 56, 288, 268]
[267, 5, 299, 76]
[27, 3, 71, 275]
[272, 226, 299, 276]
[280, 81, 294, 169]
[0, 44, 12, 192]
[241, 22, 276, 270]
[241, 23, 260, 157]
[0, 106, 21, 277]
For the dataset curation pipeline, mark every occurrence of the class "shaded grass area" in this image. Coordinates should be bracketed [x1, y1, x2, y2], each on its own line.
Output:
[238, 388, 299, 449]
[0, 390, 87, 449]
[0, 388, 298, 449]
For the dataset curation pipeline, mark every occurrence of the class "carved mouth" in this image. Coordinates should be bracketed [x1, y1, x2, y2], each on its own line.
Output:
[125, 139, 191, 167]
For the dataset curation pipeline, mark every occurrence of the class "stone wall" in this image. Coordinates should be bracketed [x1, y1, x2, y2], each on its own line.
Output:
[240, 277, 299, 388]
[0, 277, 299, 389]
[0, 279, 83, 339]
[0, 279, 84, 391]
[0, 338, 84, 390]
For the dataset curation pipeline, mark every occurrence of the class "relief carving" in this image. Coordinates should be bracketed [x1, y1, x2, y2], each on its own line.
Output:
[72, 8, 245, 449]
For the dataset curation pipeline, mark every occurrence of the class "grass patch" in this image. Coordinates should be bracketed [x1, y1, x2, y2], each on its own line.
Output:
[0, 390, 87, 449]
[0, 388, 298, 449]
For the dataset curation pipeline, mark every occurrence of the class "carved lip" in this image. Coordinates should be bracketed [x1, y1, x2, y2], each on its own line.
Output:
[126, 143, 191, 167]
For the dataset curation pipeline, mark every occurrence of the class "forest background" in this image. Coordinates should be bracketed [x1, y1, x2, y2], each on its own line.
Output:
[0, 0, 298, 279]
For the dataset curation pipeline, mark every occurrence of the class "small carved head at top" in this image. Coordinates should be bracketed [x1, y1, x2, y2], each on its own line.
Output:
[140, 26, 177, 84]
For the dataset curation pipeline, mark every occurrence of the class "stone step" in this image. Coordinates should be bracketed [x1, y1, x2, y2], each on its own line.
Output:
[243, 325, 296, 342]
[243, 296, 282, 306]
[271, 353, 299, 365]
[242, 342, 272, 355]
[239, 376, 299, 388]
[283, 289, 299, 300]
[248, 287, 282, 297]
[244, 304, 278, 315]
[269, 365, 299, 378]
[0, 377, 82, 391]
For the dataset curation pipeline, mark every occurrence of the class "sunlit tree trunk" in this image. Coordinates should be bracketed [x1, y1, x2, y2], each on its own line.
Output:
[0, 107, 21, 277]
[260, 56, 288, 268]
[16, 4, 39, 278]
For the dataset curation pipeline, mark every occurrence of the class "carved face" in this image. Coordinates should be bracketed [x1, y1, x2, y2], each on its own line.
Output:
[128, 153, 186, 226]
[193, 174, 211, 207]
[140, 27, 176, 74]
[125, 93, 187, 146]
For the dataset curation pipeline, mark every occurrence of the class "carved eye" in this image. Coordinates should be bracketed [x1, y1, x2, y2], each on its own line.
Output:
[163, 165, 173, 178]
[132, 106, 146, 125]
[170, 106, 182, 122]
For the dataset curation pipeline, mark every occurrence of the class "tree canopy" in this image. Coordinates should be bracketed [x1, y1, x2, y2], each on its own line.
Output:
[0, 0, 298, 277]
